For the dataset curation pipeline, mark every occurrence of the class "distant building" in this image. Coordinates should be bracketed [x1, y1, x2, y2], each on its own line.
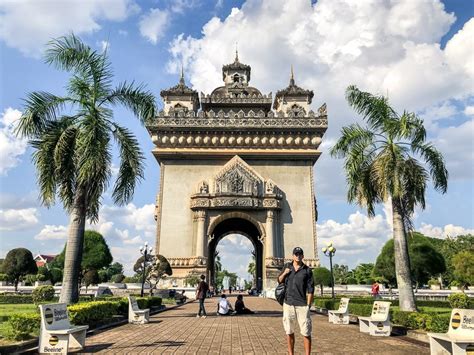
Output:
[34, 254, 56, 268]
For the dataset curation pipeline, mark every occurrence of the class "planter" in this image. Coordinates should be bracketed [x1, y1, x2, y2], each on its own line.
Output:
[430, 284, 441, 290]
[450, 286, 459, 291]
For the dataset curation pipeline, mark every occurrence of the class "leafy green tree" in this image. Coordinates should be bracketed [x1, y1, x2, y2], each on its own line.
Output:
[331, 86, 448, 311]
[332, 264, 352, 284]
[98, 269, 109, 283]
[352, 263, 375, 285]
[110, 273, 125, 283]
[134, 254, 172, 294]
[55, 230, 113, 286]
[452, 250, 474, 287]
[49, 267, 63, 285]
[312, 267, 332, 296]
[184, 274, 200, 287]
[425, 234, 474, 285]
[36, 266, 52, 282]
[247, 256, 256, 286]
[83, 269, 99, 292]
[16, 34, 156, 304]
[374, 233, 446, 287]
[3, 248, 38, 291]
[105, 262, 124, 281]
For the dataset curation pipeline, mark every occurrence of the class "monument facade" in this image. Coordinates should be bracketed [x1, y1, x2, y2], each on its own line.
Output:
[147, 55, 327, 290]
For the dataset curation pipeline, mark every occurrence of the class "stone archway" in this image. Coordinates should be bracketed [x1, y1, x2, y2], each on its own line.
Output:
[207, 215, 264, 291]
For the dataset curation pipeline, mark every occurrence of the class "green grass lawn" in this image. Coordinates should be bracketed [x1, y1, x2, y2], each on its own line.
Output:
[0, 304, 38, 320]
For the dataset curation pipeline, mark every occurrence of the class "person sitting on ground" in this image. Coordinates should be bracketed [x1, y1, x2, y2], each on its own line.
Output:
[217, 294, 234, 315]
[235, 294, 254, 315]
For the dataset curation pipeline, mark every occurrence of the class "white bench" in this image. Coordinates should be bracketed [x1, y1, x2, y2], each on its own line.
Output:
[428, 308, 474, 355]
[328, 298, 350, 325]
[128, 296, 150, 324]
[358, 301, 391, 336]
[39, 303, 88, 354]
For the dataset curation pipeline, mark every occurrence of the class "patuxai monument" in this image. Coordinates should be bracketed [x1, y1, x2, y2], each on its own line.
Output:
[147, 53, 328, 291]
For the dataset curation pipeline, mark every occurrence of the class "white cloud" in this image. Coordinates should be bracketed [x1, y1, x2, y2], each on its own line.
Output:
[434, 119, 474, 180]
[317, 210, 392, 265]
[166, 0, 472, 201]
[0, 208, 39, 231]
[418, 223, 474, 239]
[34, 225, 68, 240]
[0, 0, 139, 57]
[464, 106, 474, 116]
[138, 8, 169, 44]
[0, 108, 27, 175]
[99, 40, 110, 52]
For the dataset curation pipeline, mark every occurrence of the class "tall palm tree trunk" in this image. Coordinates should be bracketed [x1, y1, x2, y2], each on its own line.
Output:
[59, 188, 87, 304]
[392, 199, 417, 312]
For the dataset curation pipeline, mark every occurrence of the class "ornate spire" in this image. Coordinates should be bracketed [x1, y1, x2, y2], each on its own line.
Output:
[235, 42, 239, 62]
[290, 65, 295, 86]
[179, 64, 185, 85]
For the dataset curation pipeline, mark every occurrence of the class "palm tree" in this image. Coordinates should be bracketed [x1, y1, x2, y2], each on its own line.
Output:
[16, 35, 156, 304]
[247, 254, 256, 287]
[330, 85, 448, 311]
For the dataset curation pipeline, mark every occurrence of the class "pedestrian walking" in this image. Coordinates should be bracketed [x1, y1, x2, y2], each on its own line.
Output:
[371, 281, 380, 299]
[278, 247, 315, 355]
[196, 275, 209, 318]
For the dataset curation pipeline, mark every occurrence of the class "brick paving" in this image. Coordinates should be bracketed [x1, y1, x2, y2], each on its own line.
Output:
[82, 295, 428, 354]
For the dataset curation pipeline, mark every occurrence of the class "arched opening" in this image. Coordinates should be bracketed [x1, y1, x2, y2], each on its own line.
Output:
[208, 217, 264, 292]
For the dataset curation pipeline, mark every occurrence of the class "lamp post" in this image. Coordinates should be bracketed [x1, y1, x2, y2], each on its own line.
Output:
[139, 241, 153, 297]
[322, 242, 336, 299]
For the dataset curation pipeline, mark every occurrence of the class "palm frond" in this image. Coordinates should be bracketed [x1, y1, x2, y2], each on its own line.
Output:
[53, 117, 79, 210]
[345, 85, 395, 131]
[411, 142, 448, 193]
[104, 81, 157, 123]
[401, 157, 428, 214]
[111, 123, 145, 205]
[16, 92, 71, 137]
[75, 115, 112, 221]
[45, 34, 113, 97]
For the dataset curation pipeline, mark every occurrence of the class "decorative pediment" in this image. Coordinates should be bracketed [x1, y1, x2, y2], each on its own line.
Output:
[214, 156, 263, 196]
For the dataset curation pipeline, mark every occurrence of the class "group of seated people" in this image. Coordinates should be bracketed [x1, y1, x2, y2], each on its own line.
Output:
[217, 294, 254, 315]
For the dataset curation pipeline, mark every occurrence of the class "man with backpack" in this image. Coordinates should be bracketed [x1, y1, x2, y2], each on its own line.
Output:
[278, 247, 315, 355]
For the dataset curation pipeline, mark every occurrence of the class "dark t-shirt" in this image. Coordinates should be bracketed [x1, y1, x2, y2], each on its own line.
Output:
[281, 262, 314, 306]
[196, 280, 209, 299]
[235, 299, 245, 313]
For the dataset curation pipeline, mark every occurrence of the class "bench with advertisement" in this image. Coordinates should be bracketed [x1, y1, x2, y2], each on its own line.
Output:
[328, 297, 350, 325]
[128, 296, 150, 324]
[358, 301, 392, 336]
[39, 303, 89, 354]
[428, 308, 474, 355]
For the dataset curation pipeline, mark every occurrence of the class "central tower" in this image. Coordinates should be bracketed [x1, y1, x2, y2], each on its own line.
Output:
[147, 55, 327, 290]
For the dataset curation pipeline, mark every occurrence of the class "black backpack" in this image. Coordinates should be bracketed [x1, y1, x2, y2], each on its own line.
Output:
[275, 263, 292, 305]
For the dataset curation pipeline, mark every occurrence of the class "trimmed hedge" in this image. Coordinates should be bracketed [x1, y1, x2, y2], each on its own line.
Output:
[314, 296, 454, 309]
[0, 294, 35, 304]
[2, 296, 163, 341]
[68, 301, 120, 327]
[313, 297, 453, 332]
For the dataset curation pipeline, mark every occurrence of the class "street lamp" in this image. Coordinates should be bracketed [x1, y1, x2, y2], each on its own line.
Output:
[139, 241, 153, 297]
[322, 242, 336, 299]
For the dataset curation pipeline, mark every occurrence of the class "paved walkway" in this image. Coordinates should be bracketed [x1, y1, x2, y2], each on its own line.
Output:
[82, 296, 428, 354]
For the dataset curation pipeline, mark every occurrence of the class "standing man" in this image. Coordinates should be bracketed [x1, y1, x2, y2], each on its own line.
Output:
[196, 274, 209, 318]
[278, 247, 315, 355]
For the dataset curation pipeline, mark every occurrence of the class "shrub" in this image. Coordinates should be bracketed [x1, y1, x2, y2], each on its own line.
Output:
[0, 273, 8, 281]
[32, 285, 56, 304]
[448, 293, 470, 309]
[450, 280, 461, 287]
[68, 301, 119, 327]
[4, 313, 41, 340]
[428, 278, 440, 286]
[111, 273, 125, 283]
[0, 294, 34, 304]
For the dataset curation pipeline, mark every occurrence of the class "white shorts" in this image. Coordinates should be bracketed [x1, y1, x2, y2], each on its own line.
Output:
[282, 303, 312, 337]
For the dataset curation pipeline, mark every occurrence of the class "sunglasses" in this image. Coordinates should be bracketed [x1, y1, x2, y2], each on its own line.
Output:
[294, 252, 303, 256]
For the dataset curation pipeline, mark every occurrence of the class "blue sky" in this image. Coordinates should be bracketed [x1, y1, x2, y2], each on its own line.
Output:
[0, 0, 473, 279]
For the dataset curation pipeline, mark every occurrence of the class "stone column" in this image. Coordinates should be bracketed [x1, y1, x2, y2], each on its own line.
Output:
[266, 210, 275, 259]
[195, 210, 206, 257]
